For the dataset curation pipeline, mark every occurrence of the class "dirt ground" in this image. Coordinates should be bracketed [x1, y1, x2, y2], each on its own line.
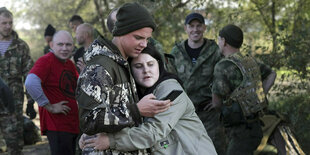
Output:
[0, 100, 51, 155]
[0, 141, 51, 155]
[0, 121, 51, 155]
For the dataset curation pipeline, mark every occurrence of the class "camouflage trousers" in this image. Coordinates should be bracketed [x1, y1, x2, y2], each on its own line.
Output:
[0, 114, 23, 155]
[197, 109, 227, 155]
[226, 121, 263, 155]
[15, 101, 24, 147]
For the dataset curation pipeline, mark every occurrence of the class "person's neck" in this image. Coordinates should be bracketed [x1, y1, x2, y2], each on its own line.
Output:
[51, 51, 67, 63]
[187, 38, 204, 49]
[83, 39, 93, 49]
[112, 37, 128, 60]
[223, 46, 240, 57]
[0, 34, 12, 41]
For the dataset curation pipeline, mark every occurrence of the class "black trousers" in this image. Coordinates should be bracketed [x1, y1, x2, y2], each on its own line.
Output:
[46, 130, 78, 155]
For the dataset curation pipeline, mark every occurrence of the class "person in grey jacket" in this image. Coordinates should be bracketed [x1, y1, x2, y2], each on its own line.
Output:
[80, 44, 217, 155]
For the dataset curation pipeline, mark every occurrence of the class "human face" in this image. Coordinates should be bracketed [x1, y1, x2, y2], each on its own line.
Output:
[69, 22, 80, 33]
[75, 26, 85, 46]
[51, 32, 74, 62]
[131, 53, 160, 88]
[45, 36, 52, 44]
[118, 27, 152, 59]
[184, 20, 206, 43]
[0, 14, 13, 40]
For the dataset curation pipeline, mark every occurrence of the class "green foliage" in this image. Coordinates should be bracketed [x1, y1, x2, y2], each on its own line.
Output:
[268, 93, 310, 154]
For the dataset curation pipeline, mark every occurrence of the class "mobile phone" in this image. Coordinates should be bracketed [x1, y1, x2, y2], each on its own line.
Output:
[161, 90, 183, 101]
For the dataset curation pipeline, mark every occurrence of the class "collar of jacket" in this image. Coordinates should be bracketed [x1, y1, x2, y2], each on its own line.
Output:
[5, 31, 22, 52]
[84, 36, 127, 66]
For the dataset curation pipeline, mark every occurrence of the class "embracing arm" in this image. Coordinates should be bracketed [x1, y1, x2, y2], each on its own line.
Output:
[108, 93, 184, 151]
[99, 79, 183, 151]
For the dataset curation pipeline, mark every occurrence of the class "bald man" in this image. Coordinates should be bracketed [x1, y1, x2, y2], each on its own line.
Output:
[76, 23, 94, 50]
[74, 23, 95, 72]
[25, 30, 79, 155]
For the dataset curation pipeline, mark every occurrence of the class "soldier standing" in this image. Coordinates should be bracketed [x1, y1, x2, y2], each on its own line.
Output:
[0, 77, 21, 154]
[211, 24, 276, 154]
[167, 12, 227, 154]
[0, 7, 34, 152]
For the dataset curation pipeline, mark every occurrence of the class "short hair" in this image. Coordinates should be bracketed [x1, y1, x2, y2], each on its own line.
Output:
[69, 15, 84, 24]
[107, 7, 119, 33]
[219, 24, 243, 48]
[0, 7, 13, 18]
[77, 23, 94, 38]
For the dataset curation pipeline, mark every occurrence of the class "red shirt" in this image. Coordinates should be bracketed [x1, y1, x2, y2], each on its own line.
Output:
[30, 52, 79, 134]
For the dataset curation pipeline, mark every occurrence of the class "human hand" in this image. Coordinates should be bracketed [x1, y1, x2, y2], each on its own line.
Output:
[203, 103, 215, 112]
[84, 133, 110, 151]
[76, 58, 86, 72]
[26, 99, 37, 119]
[43, 101, 70, 115]
[137, 94, 172, 117]
[79, 134, 86, 149]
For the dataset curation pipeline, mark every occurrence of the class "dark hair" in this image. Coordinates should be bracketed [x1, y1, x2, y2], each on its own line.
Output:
[44, 24, 56, 37]
[129, 43, 182, 98]
[219, 24, 243, 48]
[107, 7, 119, 33]
[69, 15, 84, 23]
[0, 7, 13, 18]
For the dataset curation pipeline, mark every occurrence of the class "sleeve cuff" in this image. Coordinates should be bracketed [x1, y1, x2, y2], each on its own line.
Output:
[127, 103, 142, 125]
[108, 133, 116, 149]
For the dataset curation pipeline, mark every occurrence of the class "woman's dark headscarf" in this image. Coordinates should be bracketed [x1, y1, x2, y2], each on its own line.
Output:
[128, 43, 182, 98]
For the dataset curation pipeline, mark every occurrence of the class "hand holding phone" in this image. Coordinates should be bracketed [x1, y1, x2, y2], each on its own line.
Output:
[161, 90, 183, 101]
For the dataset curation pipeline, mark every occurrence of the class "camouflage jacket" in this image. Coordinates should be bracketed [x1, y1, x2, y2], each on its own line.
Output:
[76, 36, 142, 135]
[0, 31, 33, 103]
[167, 38, 222, 108]
[0, 77, 15, 115]
[212, 52, 272, 125]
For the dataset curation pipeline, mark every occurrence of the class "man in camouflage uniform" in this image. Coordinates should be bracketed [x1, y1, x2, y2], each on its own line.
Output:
[0, 77, 22, 154]
[0, 7, 34, 152]
[76, 2, 171, 155]
[166, 12, 226, 155]
[211, 24, 277, 154]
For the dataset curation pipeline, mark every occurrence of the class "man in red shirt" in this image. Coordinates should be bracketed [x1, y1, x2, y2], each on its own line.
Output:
[25, 30, 79, 155]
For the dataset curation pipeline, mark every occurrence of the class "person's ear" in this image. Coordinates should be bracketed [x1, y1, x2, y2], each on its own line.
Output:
[202, 24, 206, 31]
[223, 38, 227, 46]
